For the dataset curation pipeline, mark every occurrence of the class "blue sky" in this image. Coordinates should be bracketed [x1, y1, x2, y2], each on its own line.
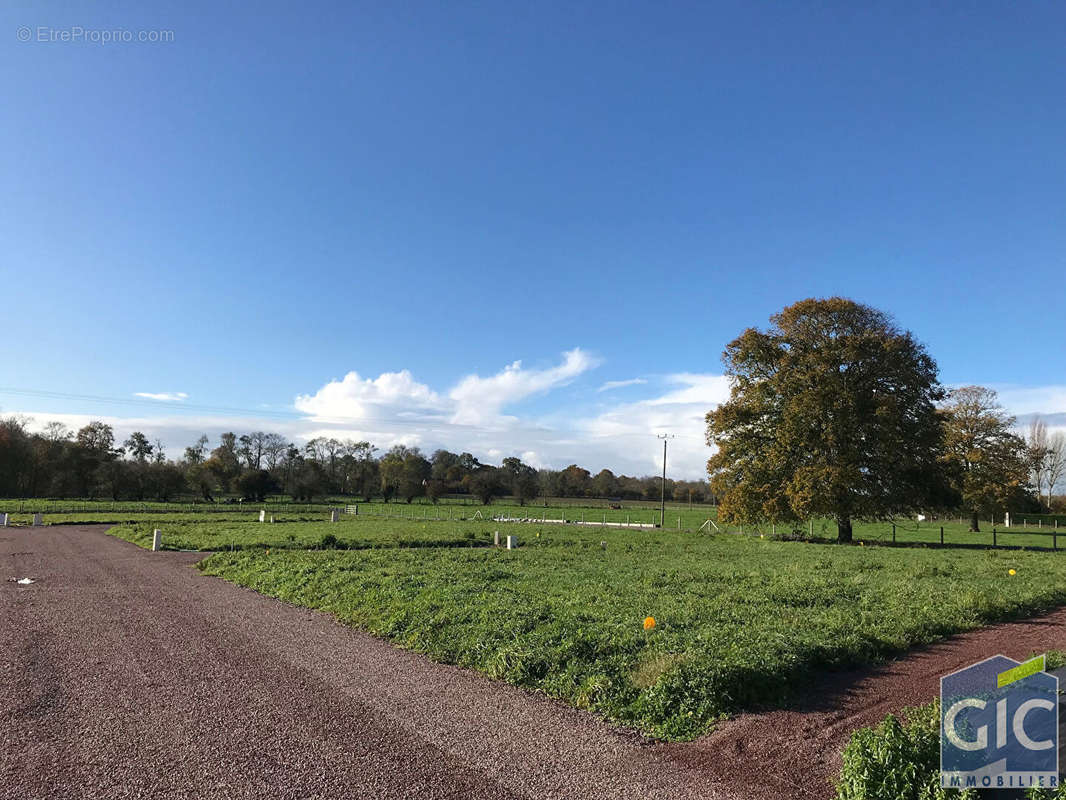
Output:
[2, 1, 1064, 477]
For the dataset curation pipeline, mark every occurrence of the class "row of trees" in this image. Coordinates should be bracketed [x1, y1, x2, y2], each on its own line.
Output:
[706, 297, 1063, 542]
[0, 418, 712, 505]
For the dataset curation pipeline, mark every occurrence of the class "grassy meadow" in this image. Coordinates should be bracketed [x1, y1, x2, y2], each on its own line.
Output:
[191, 523, 1066, 739]
[8, 495, 1065, 550]
[0, 495, 719, 528]
[109, 517, 509, 551]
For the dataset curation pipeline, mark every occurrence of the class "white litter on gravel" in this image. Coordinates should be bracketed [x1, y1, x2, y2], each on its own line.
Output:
[16, 577, 35, 585]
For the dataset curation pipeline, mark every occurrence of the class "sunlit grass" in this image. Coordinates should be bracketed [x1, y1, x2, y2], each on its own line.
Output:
[197, 528, 1066, 739]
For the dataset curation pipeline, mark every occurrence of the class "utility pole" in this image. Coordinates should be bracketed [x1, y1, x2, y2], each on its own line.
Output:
[657, 434, 674, 527]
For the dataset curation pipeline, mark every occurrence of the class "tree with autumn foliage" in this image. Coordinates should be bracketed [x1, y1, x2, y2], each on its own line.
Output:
[940, 386, 1030, 531]
[706, 298, 948, 543]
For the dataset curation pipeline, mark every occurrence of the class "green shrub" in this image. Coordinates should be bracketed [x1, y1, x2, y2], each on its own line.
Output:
[836, 702, 975, 800]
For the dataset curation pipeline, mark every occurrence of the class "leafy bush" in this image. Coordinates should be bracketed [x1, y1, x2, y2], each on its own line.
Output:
[836, 702, 975, 800]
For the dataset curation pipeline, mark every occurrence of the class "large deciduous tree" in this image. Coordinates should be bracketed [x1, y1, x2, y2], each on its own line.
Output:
[706, 297, 947, 543]
[940, 386, 1031, 531]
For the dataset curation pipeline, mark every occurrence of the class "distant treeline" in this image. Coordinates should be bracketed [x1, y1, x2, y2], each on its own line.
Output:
[0, 417, 713, 505]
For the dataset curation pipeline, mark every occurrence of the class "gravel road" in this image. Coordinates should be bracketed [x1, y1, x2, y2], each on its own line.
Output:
[6, 525, 1066, 800]
[1, 526, 725, 800]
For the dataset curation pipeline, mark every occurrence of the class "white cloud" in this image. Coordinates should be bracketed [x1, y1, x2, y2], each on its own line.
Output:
[574, 373, 734, 477]
[987, 385, 1066, 416]
[280, 348, 607, 464]
[448, 348, 600, 425]
[294, 370, 444, 422]
[645, 373, 732, 406]
[133, 392, 188, 402]
[8, 366, 730, 479]
[18, 364, 1066, 483]
[597, 378, 648, 392]
[293, 349, 599, 433]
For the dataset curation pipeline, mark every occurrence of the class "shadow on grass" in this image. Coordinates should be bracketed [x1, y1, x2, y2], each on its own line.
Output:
[738, 531, 1066, 554]
[160, 538, 492, 553]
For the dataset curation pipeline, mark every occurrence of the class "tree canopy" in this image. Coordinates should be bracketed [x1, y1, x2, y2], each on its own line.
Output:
[706, 297, 948, 542]
[940, 386, 1030, 531]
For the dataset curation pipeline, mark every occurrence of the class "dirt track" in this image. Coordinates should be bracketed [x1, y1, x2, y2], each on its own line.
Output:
[4, 525, 1066, 800]
[665, 592, 1066, 798]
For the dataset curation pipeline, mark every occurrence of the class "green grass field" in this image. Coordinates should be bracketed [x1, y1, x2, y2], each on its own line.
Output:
[2, 510, 331, 526]
[109, 517, 518, 551]
[10, 496, 1065, 551]
[0, 496, 718, 528]
[0, 499, 335, 515]
[99, 514, 1066, 554]
[192, 524, 1066, 740]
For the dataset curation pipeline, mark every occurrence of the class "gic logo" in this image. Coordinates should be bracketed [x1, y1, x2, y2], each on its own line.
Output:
[941, 654, 1059, 789]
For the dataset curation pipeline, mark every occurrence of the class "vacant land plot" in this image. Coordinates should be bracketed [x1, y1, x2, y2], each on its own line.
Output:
[197, 528, 1066, 740]
[107, 513, 1066, 554]
[2, 510, 332, 526]
[0, 499, 713, 529]
[110, 518, 509, 551]
[17, 498, 1065, 554]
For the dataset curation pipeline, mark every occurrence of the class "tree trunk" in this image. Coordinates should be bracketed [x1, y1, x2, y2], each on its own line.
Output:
[836, 516, 853, 544]
[969, 511, 980, 532]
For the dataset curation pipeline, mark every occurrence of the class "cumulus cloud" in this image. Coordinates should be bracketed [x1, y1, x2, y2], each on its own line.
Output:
[19, 364, 1065, 483]
[11, 367, 731, 479]
[448, 348, 600, 425]
[597, 378, 648, 392]
[133, 392, 188, 402]
[293, 349, 599, 432]
[294, 370, 445, 422]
